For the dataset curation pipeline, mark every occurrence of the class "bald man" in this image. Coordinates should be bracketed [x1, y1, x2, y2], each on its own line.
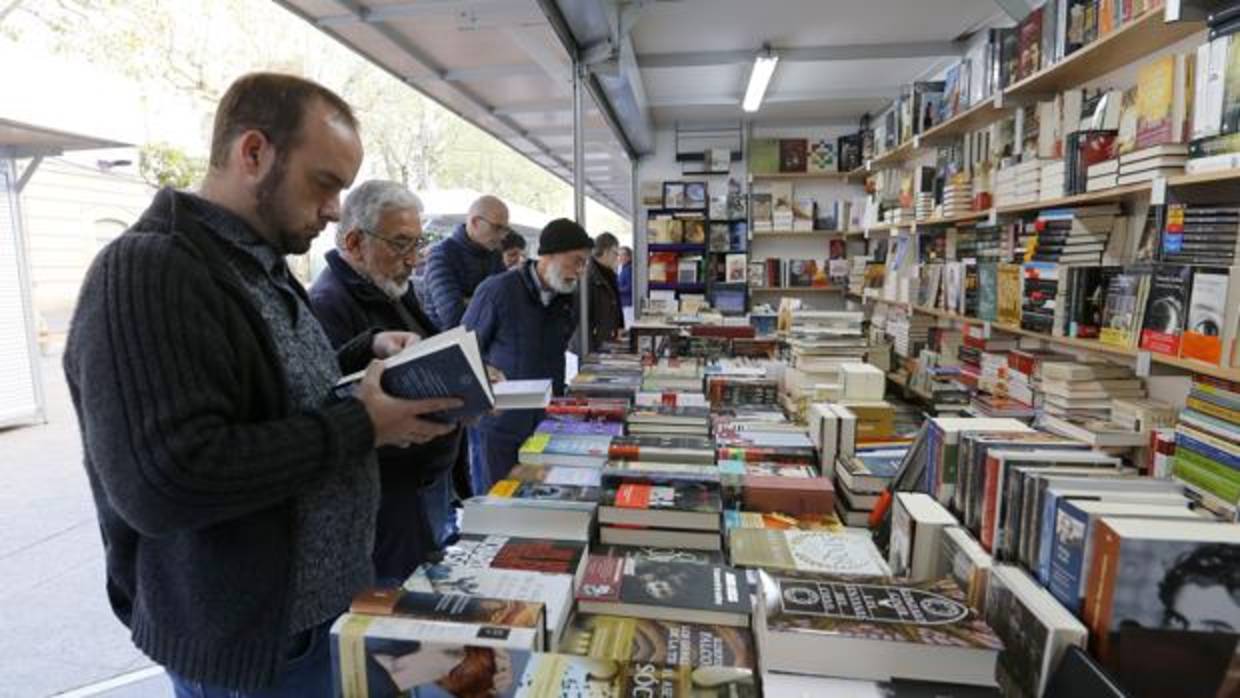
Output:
[423, 195, 510, 331]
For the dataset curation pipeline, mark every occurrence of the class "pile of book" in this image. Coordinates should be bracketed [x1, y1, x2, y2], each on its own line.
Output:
[994, 159, 1043, 207]
[942, 178, 974, 218]
[1172, 375, 1240, 510]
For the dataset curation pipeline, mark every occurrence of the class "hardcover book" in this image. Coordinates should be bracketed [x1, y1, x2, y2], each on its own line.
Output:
[729, 529, 891, 576]
[439, 534, 588, 582]
[1138, 264, 1192, 356]
[779, 138, 809, 173]
[984, 565, 1087, 698]
[559, 613, 756, 668]
[598, 479, 723, 531]
[757, 572, 1003, 685]
[576, 556, 751, 627]
[333, 326, 494, 420]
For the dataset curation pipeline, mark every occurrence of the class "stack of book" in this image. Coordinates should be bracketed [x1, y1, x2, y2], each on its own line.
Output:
[1020, 261, 1061, 335]
[597, 458, 724, 551]
[1172, 375, 1240, 509]
[994, 160, 1042, 207]
[942, 178, 974, 218]
[1161, 203, 1240, 266]
[835, 444, 906, 526]
[641, 358, 704, 393]
[1039, 159, 1066, 200]
[1037, 360, 1145, 422]
[886, 306, 934, 358]
[1031, 205, 1118, 266]
[625, 404, 711, 437]
[1116, 143, 1187, 185]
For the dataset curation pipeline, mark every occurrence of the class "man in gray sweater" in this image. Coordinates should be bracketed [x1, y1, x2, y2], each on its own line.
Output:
[63, 73, 460, 696]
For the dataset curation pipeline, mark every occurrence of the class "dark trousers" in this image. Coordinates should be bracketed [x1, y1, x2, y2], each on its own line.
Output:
[168, 620, 333, 698]
[372, 471, 459, 583]
[467, 427, 523, 496]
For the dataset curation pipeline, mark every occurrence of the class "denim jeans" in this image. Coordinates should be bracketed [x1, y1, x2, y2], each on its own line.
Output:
[167, 619, 333, 698]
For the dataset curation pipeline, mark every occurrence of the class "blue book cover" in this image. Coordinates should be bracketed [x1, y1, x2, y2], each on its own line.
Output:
[1046, 499, 1090, 614]
[332, 327, 492, 421]
[1176, 433, 1240, 471]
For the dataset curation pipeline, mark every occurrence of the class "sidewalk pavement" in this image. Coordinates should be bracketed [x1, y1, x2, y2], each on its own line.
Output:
[0, 357, 165, 697]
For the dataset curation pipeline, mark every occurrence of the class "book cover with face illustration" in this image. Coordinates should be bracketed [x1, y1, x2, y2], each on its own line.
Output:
[560, 614, 755, 669]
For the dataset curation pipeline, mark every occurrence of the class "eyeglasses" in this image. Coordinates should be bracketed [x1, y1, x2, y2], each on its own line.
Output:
[476, 215, 514, 237]
[360, 227, 426, 256]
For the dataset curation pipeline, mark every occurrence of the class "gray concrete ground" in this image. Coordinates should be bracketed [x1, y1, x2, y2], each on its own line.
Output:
[0, 357, 167, 697]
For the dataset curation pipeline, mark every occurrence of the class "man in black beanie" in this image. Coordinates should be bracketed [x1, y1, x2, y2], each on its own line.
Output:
[461, 218, 593, 493]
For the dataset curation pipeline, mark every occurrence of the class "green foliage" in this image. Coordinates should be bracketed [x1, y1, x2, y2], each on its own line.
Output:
[139, 143, 205, 189]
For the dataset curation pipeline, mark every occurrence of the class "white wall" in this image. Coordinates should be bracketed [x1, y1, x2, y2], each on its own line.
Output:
[18, 157, 154, 343]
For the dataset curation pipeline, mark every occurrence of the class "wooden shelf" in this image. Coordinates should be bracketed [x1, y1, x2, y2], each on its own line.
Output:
[848, 165, 869, 178]
[749, 171, 857, 182]
[868, 140, 919, 170]
[864, 222, 915, 234]
[994, 182, 1152, 215]
[917, 211, 990, 227]
[872, 302, 1240, 382]
[648, 243, 707, 252]
[1004, 10, 1204, 100]
[751, 229, 850, 237]
[744, 285, 843, 293]
[1168, 169, 1240, 188]
[919, 99, 1005, 145]
[649, 282, 705, 292]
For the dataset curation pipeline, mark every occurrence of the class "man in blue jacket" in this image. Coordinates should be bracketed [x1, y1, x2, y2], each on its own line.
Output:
[462, 218, 593, 493]
[423, 195, 509, 330]
[308, 180, 462, 584]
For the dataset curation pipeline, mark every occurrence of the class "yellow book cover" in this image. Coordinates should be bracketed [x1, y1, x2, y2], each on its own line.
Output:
[1136, 55, 1175, 148]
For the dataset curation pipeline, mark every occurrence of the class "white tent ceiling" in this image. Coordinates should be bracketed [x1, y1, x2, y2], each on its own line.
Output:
[274, 0, 1014, 217]
[273, 0, 635, 216]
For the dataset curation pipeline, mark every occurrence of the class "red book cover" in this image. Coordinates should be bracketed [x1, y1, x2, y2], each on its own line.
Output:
[1017, 7, 1043, 80]
[577, 554, 625, 602]
[741, 475, 834, 516]
[615, 483, 653, 510]
[980, 454, 1002, 553]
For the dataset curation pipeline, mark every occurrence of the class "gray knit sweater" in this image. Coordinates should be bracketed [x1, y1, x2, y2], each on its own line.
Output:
[63, 188, 378, 690]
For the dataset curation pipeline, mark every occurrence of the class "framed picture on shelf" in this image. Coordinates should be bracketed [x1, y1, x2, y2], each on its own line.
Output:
[683, 181, 707, 210]
[662, 182, 686, 209]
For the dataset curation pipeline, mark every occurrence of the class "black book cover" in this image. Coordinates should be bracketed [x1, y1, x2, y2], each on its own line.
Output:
[578, 556, 751, 615]
[1043, 646, 1128, 698]
[1139, 264, 1193, 355]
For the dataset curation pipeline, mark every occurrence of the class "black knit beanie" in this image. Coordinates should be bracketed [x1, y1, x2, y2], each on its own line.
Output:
[538, 218, 593, 255]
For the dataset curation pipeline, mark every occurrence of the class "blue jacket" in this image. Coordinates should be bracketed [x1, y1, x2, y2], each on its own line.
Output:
[423, 223, 504, 331]
[618, 261, 633, 308]
[463, 260, 577, 438]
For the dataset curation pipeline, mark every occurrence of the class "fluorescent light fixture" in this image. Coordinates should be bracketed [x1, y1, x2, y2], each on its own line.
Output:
[742, 47, 779, 113]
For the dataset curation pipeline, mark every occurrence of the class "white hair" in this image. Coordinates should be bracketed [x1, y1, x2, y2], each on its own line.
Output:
[336, 180, 424, 248]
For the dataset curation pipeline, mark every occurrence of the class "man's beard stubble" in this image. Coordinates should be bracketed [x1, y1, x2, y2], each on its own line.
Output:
[255, 155, 316, 255]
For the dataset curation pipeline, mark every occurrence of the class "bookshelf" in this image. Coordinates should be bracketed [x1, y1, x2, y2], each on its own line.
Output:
[648, 243, 707, 253]
[749, 171, 856, 182]
[917, 98, 1004, 146]
[751, 286, 843, 293]
[1002, 9, 1204, 100]
[649, 282, 706, 293]
[1167, 170, 1240, 188]
[751, 229, 851, 237]
[993, 182, 1153, 215]
[867, 139, 919, 170]
[916, 211, 989, 227]
[848, 294, 1240, 383]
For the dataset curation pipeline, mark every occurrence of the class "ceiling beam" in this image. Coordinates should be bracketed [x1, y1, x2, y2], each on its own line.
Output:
[504, 25, 573, 96]
[991, 0, 1033, 21]
[648, 86, 900, 108]
[492, 100, 574, 116]
[436, 64, 546, 83]
[318, 0, 542, 28]
[640, 41, 964, 69]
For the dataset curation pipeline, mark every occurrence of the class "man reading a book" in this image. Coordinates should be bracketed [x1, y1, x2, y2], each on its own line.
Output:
[462, 218, 593, 493]
[309, 179, 466, 583]
[63, 73, 464, 697]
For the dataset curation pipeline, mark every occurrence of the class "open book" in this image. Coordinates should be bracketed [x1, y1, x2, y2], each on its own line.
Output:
[332, 327, 551, 419]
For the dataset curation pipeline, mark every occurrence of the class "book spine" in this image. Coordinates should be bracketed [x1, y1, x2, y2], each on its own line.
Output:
[980, 455, 1001, 553]
[1173, 455, 1240, 502]
[1176, 432, 1240, 471]
[1082, 520, 1122, 662]
[1185, 396, 1240, 424]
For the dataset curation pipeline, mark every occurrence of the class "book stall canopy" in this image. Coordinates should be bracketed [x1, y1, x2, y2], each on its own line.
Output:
[271, 0, 635, 218]
[0, 117, 130, 429]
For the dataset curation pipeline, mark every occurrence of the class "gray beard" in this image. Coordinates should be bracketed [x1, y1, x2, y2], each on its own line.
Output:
[546, 262, 578, 294]
[345, 255, 409, 300]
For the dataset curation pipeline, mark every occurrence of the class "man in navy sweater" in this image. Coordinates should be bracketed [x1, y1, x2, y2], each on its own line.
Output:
[462, 218, 593, 493]
[422, 195, 509, 330]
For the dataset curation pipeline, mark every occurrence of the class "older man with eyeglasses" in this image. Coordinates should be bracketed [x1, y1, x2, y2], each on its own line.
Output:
[308, 180, 466, 584]
[422, 194, 510, 332]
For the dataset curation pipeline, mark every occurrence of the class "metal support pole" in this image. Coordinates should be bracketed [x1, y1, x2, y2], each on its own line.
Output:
[631, 157, 643, 315]
[573, 59, 590, 354]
